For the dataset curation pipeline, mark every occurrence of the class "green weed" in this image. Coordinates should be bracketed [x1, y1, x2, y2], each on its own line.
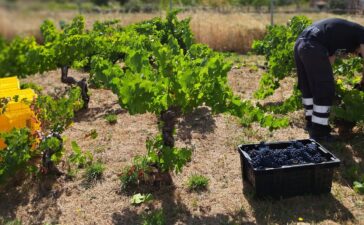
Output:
[104, 113, 117, 124]
[141, 209, 165, 225]
[85, 162, 105, 182]
[187, 174, 209, 192]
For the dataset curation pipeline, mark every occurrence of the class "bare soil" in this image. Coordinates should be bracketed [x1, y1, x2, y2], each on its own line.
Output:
[0, 56, 364, 225]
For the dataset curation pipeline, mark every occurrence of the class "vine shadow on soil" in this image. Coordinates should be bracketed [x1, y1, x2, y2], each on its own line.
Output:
[0, 174, 64, 225]
[177, 107, 217, 145]
[242, 181, 355, 225]
[319, 126, 364, 187]
[73, 104, 126, 123]
[112, 178, 252, 225]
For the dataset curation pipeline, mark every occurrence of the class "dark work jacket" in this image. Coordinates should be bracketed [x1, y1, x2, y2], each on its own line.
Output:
[299, 18, 364, 56]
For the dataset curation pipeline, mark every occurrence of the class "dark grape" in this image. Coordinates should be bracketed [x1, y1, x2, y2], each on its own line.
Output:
[248, 141, 326, 169]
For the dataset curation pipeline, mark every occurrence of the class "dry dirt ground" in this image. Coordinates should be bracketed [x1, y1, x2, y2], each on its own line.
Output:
[0, 55, 364, 225]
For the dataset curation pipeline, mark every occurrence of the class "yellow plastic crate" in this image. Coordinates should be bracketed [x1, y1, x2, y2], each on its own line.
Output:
[0, 89, 36, 101]
[0, 77, 19, 91]
[0, 77, 41, 149]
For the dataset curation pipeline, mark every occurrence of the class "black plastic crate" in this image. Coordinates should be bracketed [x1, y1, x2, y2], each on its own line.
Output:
[237, 139, 340, 198]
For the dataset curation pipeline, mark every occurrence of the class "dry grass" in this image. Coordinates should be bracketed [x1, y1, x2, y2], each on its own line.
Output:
[1, 7, 364, 52]
[187, 12, 266, 52]
[0, 8, 266, 52]
[0, 8, 20, 40]
[0, 7, 158, 41]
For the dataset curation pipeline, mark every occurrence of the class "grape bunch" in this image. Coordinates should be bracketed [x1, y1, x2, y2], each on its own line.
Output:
[247, 141, 326, 169]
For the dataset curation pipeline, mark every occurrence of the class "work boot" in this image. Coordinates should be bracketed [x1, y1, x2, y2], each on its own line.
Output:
[304, 116, 312, 132]
[309, 123, 335, 142]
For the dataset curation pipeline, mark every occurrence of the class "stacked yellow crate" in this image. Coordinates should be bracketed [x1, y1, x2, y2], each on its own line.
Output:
[0, 77, 41, 149]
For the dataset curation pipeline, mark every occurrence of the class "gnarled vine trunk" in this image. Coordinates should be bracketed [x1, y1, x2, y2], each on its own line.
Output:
[160, 107, 179, 148]
[60, 66, 90, 108]
[61, 66, 76, 85]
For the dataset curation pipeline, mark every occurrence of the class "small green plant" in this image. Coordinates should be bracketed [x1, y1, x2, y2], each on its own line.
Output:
[0, 217, 22, 225]
[120, 134, 192, 191]
[187, 174, 209, 192]
[104, 113, 117, 124]
[0, 128, 36, 183]
[145, 134, 191, 174]
[33, 87, 84, 133]
[88, 129, 98, 139]
[38, 136, 64, 165]
[141, 209, 165, 225]
[20, 82, 43, 94]
[66, 167, 78, 179]
[0, 118, 73, 181]
[69, 141, 93, 168]
[354, 181, 364, 194]
[85, 162, 105, 182]
[37, 135, 65, 174]
[4, 219, 22, 225]
[130, 193, 153, 205]
[249, 64, 258, 72]
[353, 174, 364, 194]
[120, 156, 150, 191]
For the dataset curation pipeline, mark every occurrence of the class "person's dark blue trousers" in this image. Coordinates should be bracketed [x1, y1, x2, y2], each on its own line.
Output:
[294, 37, 335, 139]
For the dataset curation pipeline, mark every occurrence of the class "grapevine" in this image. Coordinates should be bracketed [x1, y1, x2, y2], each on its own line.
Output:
[253, 15, 364, 125]
[0, 12, 289, 188]
[0, 86, 85, 183]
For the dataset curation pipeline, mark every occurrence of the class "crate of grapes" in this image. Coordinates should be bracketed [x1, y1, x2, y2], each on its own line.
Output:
[237, 139, 340, 198]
